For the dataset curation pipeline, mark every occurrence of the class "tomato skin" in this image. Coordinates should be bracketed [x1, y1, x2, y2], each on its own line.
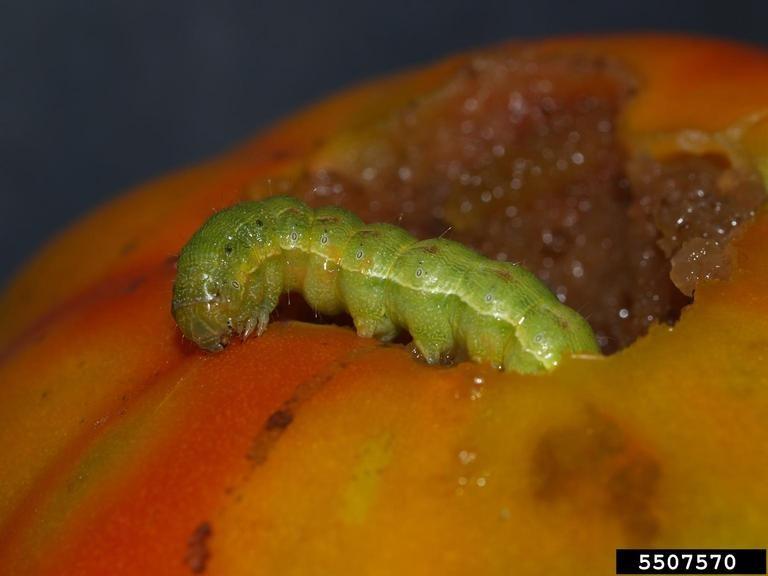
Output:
[2, 35, 768, 575]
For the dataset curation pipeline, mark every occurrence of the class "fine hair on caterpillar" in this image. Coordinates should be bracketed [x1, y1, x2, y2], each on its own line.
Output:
[172, 196, 599, 373]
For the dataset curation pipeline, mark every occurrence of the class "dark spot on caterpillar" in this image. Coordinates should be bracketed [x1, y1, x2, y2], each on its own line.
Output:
[255, 219, 263, 227]
[355, 249, 364, 259]
[184, 521, 212, 574]
[530, 408, 660, 543]
[224, 244, 233, 254]
[265, 408, 294, 431]
[421, 244, 439, 254]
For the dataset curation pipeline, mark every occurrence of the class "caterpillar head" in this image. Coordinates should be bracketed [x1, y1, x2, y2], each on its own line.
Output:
[172, 204, 266, 351]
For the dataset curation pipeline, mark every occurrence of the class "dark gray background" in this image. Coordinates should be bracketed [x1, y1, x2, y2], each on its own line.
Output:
[2, 0, 766, 286]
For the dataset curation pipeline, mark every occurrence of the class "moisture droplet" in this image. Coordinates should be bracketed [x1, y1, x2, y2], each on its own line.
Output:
[361, 167, 377, 181]
[458, 450, 477, 465]
[571, 261, 584, 279]
[398, 166, 413, 181]
[619, 308, 630, 319]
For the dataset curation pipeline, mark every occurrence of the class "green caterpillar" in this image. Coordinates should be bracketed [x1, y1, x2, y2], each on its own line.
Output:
[172, 196, 599, 373]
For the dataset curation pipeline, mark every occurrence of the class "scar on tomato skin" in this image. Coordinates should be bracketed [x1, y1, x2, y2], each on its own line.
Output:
[121, 275, 146, 295]
[246, 348, 379, 465]
[248, 406, 297, 464]
[248, 402, 297, 464]
[119, 239, 138, 255]
[184, 521, 212, 574]
[265, 408, 294, 431]
[530, 408, 661, 543]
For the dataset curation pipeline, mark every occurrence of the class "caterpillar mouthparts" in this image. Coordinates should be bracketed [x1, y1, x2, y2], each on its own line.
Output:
[172, 196, 599, 373]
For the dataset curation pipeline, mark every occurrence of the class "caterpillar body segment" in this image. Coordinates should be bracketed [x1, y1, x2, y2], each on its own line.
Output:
[172, 196, 599, 373]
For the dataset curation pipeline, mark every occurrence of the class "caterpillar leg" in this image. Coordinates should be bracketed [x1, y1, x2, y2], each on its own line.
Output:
[353, 316, 399, 342]
[239, 257, 284, 340]
[409, 324, 455, 365]
[386, 281, 457, 365]
[242, 306, 272, 339]
[459, 311, 509, 371]
[404, 305, 455, 365]
[339, 275, 399, 341]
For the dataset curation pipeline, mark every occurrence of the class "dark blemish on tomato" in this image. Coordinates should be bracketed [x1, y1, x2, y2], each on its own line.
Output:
[184, 521, 212, 574]
[120, 239, 138, 255]
[122, 275, 146, 295]
[248, 399, 303, 464]
[249, 408, 297, 464]
[265, 408, 294, 431]
[530, 408, 661, 543]
[247, 347, 377, 465]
